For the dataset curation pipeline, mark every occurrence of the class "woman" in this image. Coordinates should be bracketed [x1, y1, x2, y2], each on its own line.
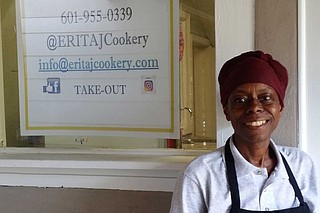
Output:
[170, 51, 318, 212]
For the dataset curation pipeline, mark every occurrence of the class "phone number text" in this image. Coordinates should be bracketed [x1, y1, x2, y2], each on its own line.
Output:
[61, 7, 133, 24]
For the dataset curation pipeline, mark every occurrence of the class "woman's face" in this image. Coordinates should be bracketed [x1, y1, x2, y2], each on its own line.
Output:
[223, 83, 283, 144]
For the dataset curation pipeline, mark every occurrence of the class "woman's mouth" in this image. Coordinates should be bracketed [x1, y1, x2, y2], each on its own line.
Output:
[245, 120, 267, 127]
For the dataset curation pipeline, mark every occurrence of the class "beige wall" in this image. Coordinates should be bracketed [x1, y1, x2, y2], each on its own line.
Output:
[255, 0, 297, 147]
[0, 1, 5, 147]
[0, 186, 172, 213]
[1, 0, 20, 147]
[193, 45, 216, 139]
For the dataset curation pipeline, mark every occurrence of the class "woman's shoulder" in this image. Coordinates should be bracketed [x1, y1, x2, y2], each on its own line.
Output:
[275, 143, 315, 170]
[189, 146, 224, 164]
[276, 144, 313, 161]
[183, 146, 226, 176]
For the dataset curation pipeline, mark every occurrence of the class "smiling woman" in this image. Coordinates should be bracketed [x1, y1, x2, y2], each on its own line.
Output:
[225, 83, 283, 151]
[170, 50, 318, 212]
[219, 51, 288, 151]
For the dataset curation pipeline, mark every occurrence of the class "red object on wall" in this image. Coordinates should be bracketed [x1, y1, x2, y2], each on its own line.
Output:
[166, 139, 176, 148]
[179, 24, 184, 61]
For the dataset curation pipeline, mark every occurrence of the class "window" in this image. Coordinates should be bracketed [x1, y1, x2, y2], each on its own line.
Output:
[0, 0, 215, 150]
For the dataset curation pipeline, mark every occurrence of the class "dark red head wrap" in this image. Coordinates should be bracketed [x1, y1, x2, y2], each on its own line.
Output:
[218, 50, 288, 107]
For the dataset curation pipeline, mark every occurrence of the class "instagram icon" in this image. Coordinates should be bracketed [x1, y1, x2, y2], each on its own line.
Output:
[141, 75, 156, 94]
[144, 80, 153, 92]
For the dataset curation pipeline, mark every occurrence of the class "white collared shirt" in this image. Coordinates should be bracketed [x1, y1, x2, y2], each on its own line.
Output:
[170, 138, 319, 213]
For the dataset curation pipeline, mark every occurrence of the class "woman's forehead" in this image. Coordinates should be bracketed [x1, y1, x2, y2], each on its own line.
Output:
[231, 83, 277, 94]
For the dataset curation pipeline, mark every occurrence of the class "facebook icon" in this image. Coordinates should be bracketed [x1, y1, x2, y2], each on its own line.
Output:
[43, 78, 61, 94]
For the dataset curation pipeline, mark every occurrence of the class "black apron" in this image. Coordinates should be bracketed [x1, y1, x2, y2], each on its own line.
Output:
[225, 139, 310, 213]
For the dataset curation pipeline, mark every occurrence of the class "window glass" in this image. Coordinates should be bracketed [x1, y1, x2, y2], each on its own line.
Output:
[1, 0, 215, 150]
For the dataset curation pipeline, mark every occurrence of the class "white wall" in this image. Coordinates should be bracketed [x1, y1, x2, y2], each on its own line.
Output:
[215, 0, 255, 147]
[299, 0, 320, 182]
[255, 0, 298, 148]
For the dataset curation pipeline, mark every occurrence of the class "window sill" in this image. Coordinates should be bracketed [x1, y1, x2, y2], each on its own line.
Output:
[0, 148, 210, 192]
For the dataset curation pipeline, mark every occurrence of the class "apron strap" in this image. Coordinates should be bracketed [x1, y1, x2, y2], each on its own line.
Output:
[225, 138, 306, 208]
[225, 138, 241, 208]
[280, 153, 305, 205]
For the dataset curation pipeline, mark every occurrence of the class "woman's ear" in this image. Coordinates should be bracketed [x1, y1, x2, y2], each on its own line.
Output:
[279, 106, 284, 116]
[223, 106, 231, 121]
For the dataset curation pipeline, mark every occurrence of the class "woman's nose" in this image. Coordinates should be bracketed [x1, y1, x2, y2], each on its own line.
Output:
[246, 98, 263, 113]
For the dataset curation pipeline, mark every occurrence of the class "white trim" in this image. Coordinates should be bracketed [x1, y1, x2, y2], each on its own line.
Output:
[297, 0, 307, 151]
[0, 148, 208, 192]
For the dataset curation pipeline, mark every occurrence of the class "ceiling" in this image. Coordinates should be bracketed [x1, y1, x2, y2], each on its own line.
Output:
[180, 0, 215, 46]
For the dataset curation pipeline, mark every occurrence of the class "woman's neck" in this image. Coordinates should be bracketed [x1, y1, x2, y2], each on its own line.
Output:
[233, 136, 277, 175]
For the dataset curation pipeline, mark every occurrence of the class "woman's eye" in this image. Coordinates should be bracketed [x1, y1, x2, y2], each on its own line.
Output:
[260, 95, 271, 102]
[234, 97, 246, 103]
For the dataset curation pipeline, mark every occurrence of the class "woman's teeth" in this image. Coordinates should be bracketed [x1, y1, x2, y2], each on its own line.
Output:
[246, 120, 267, 127]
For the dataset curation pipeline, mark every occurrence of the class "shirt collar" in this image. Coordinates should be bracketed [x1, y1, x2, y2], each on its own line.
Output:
[229, 137, 289, 179]
[269, 140, 289, 179]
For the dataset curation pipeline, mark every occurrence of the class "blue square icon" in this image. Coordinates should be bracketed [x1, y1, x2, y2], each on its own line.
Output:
[43, 78, 61, 94]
